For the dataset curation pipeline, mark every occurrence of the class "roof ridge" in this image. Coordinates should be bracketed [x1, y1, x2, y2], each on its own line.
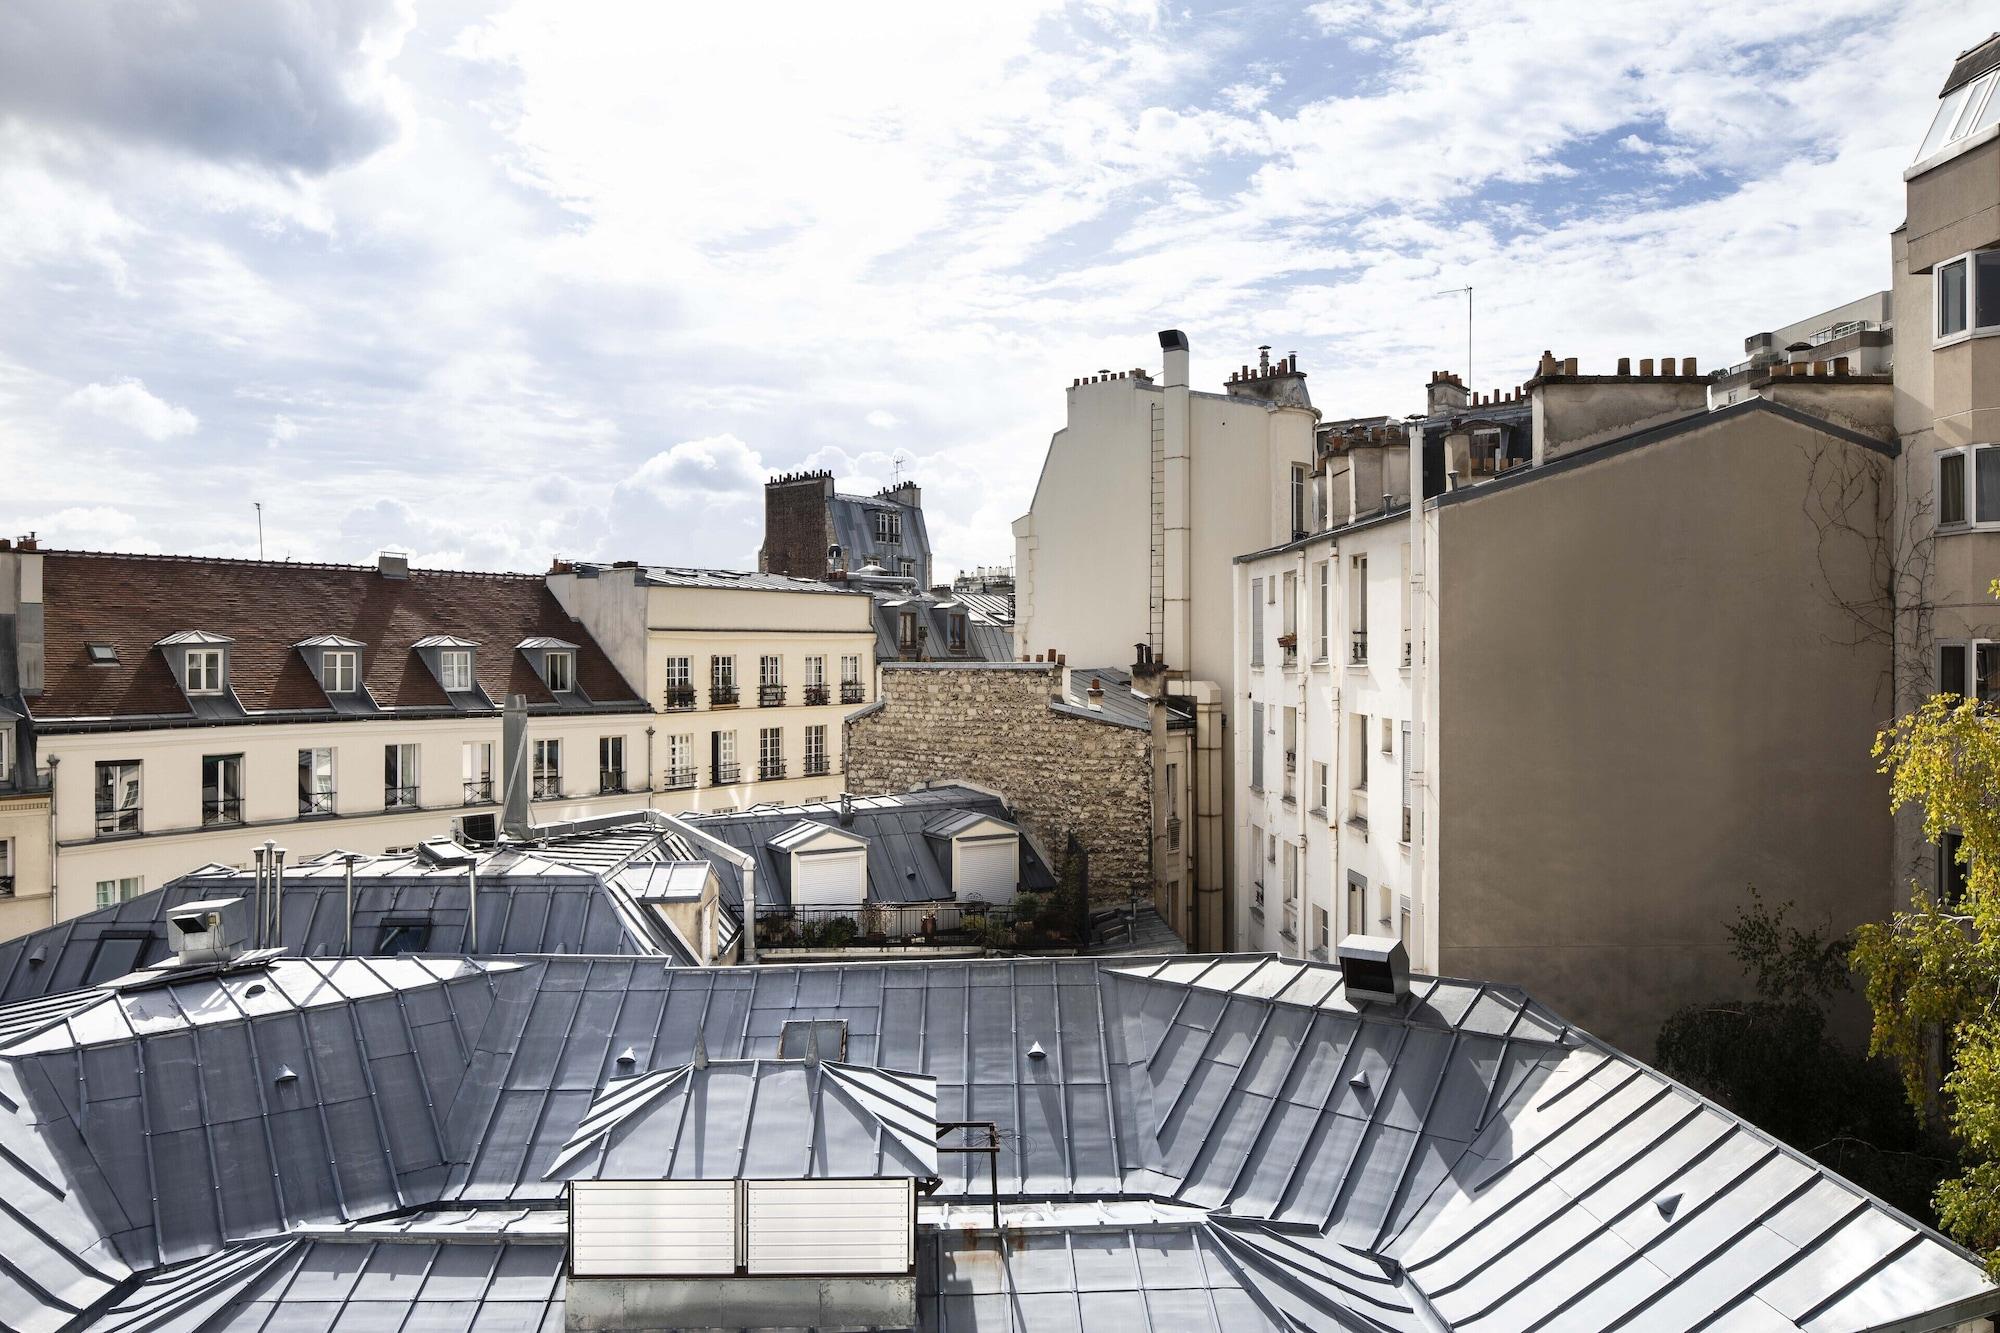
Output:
[37, 549, 544, 581]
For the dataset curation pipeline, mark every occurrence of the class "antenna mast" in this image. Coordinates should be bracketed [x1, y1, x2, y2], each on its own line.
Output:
[255, 502, 264, 560]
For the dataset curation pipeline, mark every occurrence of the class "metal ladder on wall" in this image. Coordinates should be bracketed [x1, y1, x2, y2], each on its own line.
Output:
[1148, 401, 1165, 658]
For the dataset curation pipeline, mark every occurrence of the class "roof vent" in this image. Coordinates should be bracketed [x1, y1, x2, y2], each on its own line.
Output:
[1337, 934, 1409, 1005]
[1027, 1041, 1047, 1061]
[616, 1047, 638, 1067]
[378, 550, 410, 580]
[1656, 1192, 1681, 1220]
[273, 1064, 298, 1084]
[1349, 1070, 1370, 1091]
[167, 897, 247, 967]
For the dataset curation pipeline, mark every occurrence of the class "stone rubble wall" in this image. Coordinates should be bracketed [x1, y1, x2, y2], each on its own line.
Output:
[843, 665, 1151, 903]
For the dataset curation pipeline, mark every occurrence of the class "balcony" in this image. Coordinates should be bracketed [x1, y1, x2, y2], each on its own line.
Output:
[803, 755, 831, 777]
[1350, 631, 1369, 665]
[803, 684, 830, 706]
[300, 790, 335, 817]
[1279, 633, 1298, 667]
[663, 768, 697, 791]
[710, 685, 739, 707]
[663, 684, 697, 711]
[759, 684, 787, 707]
[384, 785, 419, 810]
[532, 777, 562, 800]
[464, 780, 495, 805]
[95, 806, 141, 837]
[840, 682, 865, 704]
[599, 769, 626, 795]
[712, 762, 740, 786]
[759, 759, 787, 781]
[201, 797, 243, 827]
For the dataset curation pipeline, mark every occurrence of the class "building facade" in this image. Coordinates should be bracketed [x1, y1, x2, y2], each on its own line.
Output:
[546, 561, 877, 808]
[760, 470, 932, 588]
[1237, 356, 1902, 1050]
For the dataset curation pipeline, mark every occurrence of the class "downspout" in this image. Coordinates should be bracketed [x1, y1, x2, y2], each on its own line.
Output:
[1296, 546, 1310, 958]
[1407, 420, 1428, 968]
[664, 815, 758, 964]
[644, 725, 656, 811]
[466, 859, 479, 954]
[45, 755, 58, 929]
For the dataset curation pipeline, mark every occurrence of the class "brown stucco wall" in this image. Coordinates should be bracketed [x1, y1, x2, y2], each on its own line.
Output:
[1432, 410, 1895, 1052]
[842, 665, 1152, 902]
[759, 474, 834, 578]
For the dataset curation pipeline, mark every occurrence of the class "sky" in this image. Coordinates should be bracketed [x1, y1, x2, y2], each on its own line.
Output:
[0, 0, 1981, 580]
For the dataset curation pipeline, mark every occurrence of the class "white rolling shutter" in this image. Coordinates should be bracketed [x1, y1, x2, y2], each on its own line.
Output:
[957, 836, 1018, 904]
[570, 1180, 737, 1276]
[745, 1179, 913, 1275]
[792, 849, 866, 907]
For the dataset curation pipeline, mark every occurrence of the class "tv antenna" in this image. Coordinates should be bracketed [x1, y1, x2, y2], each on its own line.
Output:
[255, 502, 264, 559]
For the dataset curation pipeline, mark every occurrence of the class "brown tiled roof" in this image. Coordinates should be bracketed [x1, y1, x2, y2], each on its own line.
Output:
[35, 551, 643, 721]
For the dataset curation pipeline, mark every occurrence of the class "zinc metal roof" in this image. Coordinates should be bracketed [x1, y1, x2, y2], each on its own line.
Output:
[1, 946, 1994, 1329]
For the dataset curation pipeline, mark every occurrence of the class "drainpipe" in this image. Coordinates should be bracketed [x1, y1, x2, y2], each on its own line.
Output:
[466, 858, 480, 954]
[644, 725, 656, 811]
[664, 814, 758, 964]
[1296, 546, 1310, 957]
[45, 755, 58, 929]
[341, 853, 362, 955]
[1407, 420, 1428, 968]
[501, 695, 532, 840]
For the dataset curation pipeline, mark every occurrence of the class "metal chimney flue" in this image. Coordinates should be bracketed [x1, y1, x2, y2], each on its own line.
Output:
[502, 694, 533, 839]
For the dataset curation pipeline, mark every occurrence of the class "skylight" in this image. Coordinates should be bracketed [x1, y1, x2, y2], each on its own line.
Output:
[1916, 69, 2000, 164]
[87, 643, 118, 664]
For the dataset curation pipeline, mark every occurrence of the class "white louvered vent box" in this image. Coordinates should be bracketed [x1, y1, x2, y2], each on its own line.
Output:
[745, 1178, 915, 1275]
[569, 1180, 737, 1276]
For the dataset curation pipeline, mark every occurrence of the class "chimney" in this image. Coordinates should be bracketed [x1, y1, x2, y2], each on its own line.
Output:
[378, 550, 410, 580]
[839, 792, 855, 826]
[502, 694, 533, 839]
[1425, 370, 1468, 417]
[1086, 677, 1104, 709]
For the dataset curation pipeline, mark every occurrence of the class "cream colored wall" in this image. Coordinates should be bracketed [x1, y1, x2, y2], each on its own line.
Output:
[0, 791, 52, 938]
[1012, 380, 1156, 669]
[547, 570, 649, 689]
[1431, 412, 1894, 1052]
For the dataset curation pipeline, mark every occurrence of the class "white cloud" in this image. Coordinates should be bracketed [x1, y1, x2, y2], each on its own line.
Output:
[61, 378, 198, 440]
[17, 505, 159, 552]
[865, 410, 901, 430]
[266, 414, 299, 448]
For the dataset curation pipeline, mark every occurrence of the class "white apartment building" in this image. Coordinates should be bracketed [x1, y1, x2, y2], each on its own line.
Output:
[546, 560, 874, 802]
[0, 546, 876, 939]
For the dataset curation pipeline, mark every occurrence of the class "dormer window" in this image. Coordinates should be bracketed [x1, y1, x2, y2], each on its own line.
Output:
[441, 649, 473, 692]
[325, 651, 359, 693]
[547, 651, 575, 693]
[186, 649, 224, 695]
[874, 509, 901, 544]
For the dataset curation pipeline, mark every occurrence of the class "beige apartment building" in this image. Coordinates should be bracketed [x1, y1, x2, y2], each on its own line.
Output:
[1237, 352, 1901, 1050]
[546, 560, 874, 804]
[0, 545, 876, 938]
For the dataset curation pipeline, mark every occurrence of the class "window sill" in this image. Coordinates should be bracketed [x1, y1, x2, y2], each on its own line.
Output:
[1308, 807, 1326, 820]
[1936, 522, 2000, 535]
[1249, 903, 1265, 921]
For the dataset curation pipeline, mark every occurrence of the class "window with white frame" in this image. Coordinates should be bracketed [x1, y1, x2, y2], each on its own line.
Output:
[533, 738, 562, 799]
[1936, 250, 2000, 343]
[0, 725, 11, 784]
[1249, 822, 1265, 908]
[666, 733, 695, 789]
[385, 743, 420, 808]
[324, 650, 359, 694]
[0, 838, 11, 897]
[1313, 761, 1328, 814]
[760, 654, 783, 687]
[874, 509, 902, 543]
[600, 735, 626, 792]
[201, 753, 244, 825]
[758, 726, 784, 780]
[1315, 560, 1330, 661]
[1400, 721, 1413, 843]
[1940, 641, 2000, 704]
[804, 724, 829, 775]
[1290, 464, 1310, 537]
[806, 655, 825, 686]
[1381, 717, 1394, 754]
[546, 651, 575, 693]
[95, 760, 141, 836]
[1937, 446, 2000, 528]
[1281, 571, 1298, 651]
[299, 747, 335, 814]
[95, 876, 143, 909]
[1349, 556, 1369, 663]
[1249, 701, 1265, 790]
[841, 654, 861, 684]
[186, 648, 224, 694]
[713, 729, 738, 784]
[1352, 713, 1369, 792]
[1917, 69, 2000, 165]
[441, 649, 473, 692]
[1249, 578, 1265, 667]
[463, 741, 494, 803]
[1313, 904, 1330, 956]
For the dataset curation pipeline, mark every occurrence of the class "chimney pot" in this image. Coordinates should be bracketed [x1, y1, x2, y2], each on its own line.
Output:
[1681, 356, 1697, 375]
[1562, 357, 1578, 375]
[1638, 358, 1654, 376]
[1617, 357, 1631, 375]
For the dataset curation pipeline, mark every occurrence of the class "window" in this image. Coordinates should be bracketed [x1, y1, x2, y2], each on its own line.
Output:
[0, 725, 11, 784]
[201, 754, 243, 825]
[759, 726, 785, 780]
[1381, 717, 1394, 753]
[87, 643, 118, 664]
[1249, 701, 1265, 790]
[712, 730, 738, 785]
[599, 735, 626, 793]
[841, 654, 865, 702]
[1349, 556, 1369, 663]
[711, 655, 738, 705]
[324, 650, 359, 694]
[1315, 561, 1330, 661]
[1935, 250, 2000, 344]
[1939, 641, 2000, 704]
[665, 733, 696, 790]
[1936, 824, 1968, 908]
[665, 656, 695, 709]
[1400, 543, 1413, 667]
[1282, 707, 1298, 803]
[186, 649, 224, 695]
[1346, 870, 1367, 936]
[95, 876, 143, 909]
[1281, 571, 1298, 662]
[1282, 843, 1299, 943]
[1401, 721, 1413, 843]
[385, 743, 420, 808]
[759, 654, 785, 706]
[948, 613, 967, 653]
[463, 741, 495, 803]
[377, 920, 431, 955]
[898, 611, 919, 652]
[1313, 761, 1328, 814]
[1917, 71, 2000, 164]
[806, 655, 826, 684]
[1250, 578, 1265, 668]
[1937, 446, 2000, 528]
[1291, 464, 1310, 538]
[441, 649, 473, 692]
[533, 738, 562, 799]
[1352, 714, 1368, 792]
[779, 1019, 849, 1060]
[299, 747, 335, 815]
[874, 509, 902, 543]
[804, 724, 829, 776]
[545, 651, 575, 694]
[94, 760, 141, 836]
[1313, 904, 1330, 958]
[900, 558, 916, 579]
[1166, 762, 1181, 851]
[1249, 822, 1265, 911]
[0, 839, 12, 898]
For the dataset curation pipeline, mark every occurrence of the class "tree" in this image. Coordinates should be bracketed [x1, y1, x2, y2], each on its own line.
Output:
[1853, 580, 2000, 1265]
[1657, 891, 1946, 1222]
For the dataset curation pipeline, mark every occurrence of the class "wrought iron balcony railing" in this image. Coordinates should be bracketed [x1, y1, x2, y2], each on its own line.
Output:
[663, 684, 698, 710]
[201, 797, 244, 826]
[759, 684, 787, 707]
